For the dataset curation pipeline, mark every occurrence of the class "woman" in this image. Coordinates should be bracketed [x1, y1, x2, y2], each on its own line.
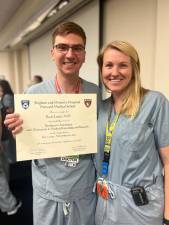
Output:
[0, 79, 15, 163]
[95, 41, 169, 225]
[0, 80, 22, 216]
[0, 79, 14, 113]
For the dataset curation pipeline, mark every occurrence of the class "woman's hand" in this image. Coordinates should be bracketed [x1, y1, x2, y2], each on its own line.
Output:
[4, 113, 23, 135]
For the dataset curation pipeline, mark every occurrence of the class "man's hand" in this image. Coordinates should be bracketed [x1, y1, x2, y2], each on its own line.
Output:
[4, 113, 23, 135]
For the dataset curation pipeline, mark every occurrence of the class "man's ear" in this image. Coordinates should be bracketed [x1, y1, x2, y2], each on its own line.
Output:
[83, 50, 86, 63]
[51, 48, 55, 61]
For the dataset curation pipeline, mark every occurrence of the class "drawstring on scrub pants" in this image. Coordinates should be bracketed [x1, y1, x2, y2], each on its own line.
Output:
[63, 202, 71, 216]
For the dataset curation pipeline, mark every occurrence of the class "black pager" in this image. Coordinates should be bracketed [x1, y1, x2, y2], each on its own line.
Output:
[131, 186, 149, 206]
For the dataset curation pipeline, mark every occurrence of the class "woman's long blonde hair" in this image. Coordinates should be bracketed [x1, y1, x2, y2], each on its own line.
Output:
[97, 41, 147, 118]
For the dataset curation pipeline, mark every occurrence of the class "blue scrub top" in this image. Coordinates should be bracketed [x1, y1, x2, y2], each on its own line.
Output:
[95, 90, 169, 225]
[96, 90, 169, 186]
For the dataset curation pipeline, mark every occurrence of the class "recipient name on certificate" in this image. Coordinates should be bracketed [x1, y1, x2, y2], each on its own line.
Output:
[14, 94, 97, 161]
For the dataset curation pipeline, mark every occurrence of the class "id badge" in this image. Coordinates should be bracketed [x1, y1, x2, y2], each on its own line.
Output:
[60, 155, 79, 167]
[96, 178, 109, 200]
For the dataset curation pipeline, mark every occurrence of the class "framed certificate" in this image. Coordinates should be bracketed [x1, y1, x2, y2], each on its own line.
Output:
[14, 94, 97, 161]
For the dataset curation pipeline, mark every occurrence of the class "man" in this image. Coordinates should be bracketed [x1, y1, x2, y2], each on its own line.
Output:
[28, 75, 43, 88]
[5, 21, 100, 225]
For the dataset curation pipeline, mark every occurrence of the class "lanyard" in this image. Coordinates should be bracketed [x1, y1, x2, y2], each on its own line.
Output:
[55, 77, 81, 94]
[101, 112, 120, 176]
[55, 76, 81, 166]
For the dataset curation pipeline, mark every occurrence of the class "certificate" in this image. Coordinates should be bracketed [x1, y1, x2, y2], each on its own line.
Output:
[14, 94, 97, 161]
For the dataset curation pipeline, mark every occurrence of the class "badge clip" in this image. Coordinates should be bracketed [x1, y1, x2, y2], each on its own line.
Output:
[96, 179, 109, 200]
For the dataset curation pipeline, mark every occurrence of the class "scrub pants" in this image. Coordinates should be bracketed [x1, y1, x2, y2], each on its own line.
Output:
[0, 152, 17, 213]
[33, 189, 96, 225]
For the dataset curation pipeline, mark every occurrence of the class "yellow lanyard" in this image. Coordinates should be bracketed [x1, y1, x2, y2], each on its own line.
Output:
[101, 112, 120, 176]
[104, 113, 120, 154]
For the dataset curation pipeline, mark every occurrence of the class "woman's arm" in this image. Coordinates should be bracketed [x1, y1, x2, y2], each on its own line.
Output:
[160, 145, 169, 220]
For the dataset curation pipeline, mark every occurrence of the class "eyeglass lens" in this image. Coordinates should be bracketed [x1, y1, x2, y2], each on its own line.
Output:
[54, 44, 84, 53]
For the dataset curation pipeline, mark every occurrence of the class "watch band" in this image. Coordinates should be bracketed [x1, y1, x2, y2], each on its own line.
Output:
[163, 218, 169, 225]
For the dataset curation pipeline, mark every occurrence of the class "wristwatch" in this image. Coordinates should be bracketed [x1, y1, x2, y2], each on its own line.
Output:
[163, 218, 169, 225]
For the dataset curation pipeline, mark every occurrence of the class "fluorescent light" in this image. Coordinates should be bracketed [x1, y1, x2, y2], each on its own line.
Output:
[57, 0, 69, 10]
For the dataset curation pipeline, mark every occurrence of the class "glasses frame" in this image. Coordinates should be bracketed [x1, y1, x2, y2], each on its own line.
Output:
[53, 43, 85, 54]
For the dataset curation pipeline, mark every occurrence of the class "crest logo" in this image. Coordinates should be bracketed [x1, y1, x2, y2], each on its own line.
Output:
[21, 100, 30, 109]
[84, 99, 92, 108]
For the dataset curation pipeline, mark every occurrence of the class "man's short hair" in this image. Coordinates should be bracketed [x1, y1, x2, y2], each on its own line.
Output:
[34, 75, 43, 83]
[52, 21, 86, 46]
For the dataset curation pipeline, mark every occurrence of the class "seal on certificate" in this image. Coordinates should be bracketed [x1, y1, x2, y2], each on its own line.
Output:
[21, 100, 30, 109]
[84, 99, 92, 108]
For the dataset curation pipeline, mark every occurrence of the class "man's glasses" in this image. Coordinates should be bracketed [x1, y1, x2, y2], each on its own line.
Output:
[54, 44, 85, 54]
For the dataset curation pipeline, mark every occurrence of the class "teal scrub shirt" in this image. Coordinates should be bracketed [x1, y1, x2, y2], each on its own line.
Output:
[95, 90, 169, 225]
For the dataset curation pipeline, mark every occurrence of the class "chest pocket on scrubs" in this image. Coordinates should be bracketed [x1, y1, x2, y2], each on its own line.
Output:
[118, 122, 155, 159]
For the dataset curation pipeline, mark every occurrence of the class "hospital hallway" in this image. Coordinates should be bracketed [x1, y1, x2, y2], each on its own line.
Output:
[0, 161, 33, 225]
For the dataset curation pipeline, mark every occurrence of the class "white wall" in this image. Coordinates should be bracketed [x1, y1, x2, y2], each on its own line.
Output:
[154, 0, 169, 98]
[1, 0, 169, 97]
[29, 0, 99, 85]
[0, 51, 16, 91]
[0, 47, 30, 93]
[29, 30, 55, 80]
[0, 52, 11, 80]
[104, 0, 157, 90]
[104, 0, 169, 99]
